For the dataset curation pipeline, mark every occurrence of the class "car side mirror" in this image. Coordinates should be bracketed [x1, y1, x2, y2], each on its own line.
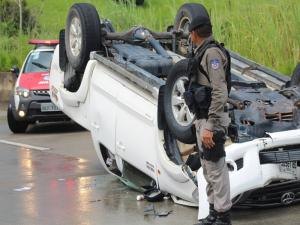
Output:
[10, 65, 20, 77]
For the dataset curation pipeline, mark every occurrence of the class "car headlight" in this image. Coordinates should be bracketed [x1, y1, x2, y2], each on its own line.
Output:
[15, 87, 30, 98]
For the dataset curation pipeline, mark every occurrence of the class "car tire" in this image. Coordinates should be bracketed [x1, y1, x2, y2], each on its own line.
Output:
[174, 3, 209, 56]
[164, 59, 196, 144]
[7, 103, 28, 133]
[163, 128, 184, 164]
[174, 3, 210, 31]
[59, 29, 68, 72]
[157, 85, 167, 130]
[65, 3, 102, 73]
[290, 63, 300, 86]
[64, 62, 82, 92]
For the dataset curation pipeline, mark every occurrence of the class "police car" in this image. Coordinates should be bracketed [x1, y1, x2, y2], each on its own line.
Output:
[7, 40, 69, 133]
[49, 2, 300, 220]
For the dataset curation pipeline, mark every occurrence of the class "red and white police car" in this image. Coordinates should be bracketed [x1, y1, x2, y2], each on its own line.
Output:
[7, 40, 69, 133]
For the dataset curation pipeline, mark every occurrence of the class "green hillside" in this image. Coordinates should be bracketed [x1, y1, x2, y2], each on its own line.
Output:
[0, 0, 299, 75]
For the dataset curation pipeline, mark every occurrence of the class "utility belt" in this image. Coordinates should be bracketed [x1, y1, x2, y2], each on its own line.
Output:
[183, 82, 212, 119]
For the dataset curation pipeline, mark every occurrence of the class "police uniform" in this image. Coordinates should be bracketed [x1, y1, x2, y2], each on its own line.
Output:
[194, 36, 232, 212]
[189, 16, 232, 225]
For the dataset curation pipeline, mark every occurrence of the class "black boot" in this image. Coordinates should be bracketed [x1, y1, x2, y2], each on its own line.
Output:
[194, 204, 217, 225]
[213, 210, 231, 225]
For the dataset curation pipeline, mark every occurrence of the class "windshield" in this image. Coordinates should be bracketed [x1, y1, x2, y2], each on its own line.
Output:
[23, 51, 53, 73]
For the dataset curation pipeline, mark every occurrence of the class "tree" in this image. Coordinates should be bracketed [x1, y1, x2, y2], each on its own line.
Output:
[16, 0, 22, 34]
[0, 0, 37, 36]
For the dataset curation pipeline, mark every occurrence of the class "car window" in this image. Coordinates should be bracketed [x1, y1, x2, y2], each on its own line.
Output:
[23, 51, 53, 73]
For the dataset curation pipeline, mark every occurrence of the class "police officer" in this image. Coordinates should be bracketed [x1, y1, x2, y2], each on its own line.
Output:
[189, 16, 232, 225]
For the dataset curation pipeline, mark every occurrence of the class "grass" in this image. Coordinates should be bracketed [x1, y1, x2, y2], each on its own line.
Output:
[0, 0, 299, 75]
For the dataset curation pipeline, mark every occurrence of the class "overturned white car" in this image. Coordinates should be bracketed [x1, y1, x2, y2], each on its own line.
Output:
[49, 3, 300, 219]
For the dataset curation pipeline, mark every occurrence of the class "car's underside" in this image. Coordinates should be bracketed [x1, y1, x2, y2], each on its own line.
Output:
[229, 79, 300, 143]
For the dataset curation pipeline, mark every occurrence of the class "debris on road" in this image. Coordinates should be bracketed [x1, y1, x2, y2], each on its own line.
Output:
[89, 199, 101, 203]
[136, 194, 145, 201]
[144, 204, 173, 217]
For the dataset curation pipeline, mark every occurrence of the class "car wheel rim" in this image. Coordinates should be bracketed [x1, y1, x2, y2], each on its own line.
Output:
[69, 17, 82, 57]
[171, 76, 195, 126]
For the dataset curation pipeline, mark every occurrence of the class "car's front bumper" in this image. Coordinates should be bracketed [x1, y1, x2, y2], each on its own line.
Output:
[13, 90, 69, 123]
[197, 129, 300, 219]
[234, 179, 300, 208]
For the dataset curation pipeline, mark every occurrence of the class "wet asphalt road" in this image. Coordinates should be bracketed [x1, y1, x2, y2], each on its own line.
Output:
[0, 108, 300, 225]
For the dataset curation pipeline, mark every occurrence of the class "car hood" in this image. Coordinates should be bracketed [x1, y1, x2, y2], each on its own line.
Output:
[18, 72, 50, 90]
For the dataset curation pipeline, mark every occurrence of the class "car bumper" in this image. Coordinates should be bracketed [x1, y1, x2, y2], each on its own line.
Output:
[234, 179, 300, 208]
[13, 91, 69, 123]
[197, 129, 300, 219]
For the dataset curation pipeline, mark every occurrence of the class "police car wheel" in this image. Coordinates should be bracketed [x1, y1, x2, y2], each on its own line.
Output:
[174, 3, 209, 56]
[65, 3, 102, 73]
[164, 59, 196, 144]
[7, 104, 28, 133]
[290, 63, 300, 87]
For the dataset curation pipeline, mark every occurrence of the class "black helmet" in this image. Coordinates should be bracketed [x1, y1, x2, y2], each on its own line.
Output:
[189, 15, 212, 32]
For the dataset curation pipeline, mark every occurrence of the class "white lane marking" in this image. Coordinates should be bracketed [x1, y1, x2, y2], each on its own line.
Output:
[0, 139, 51, 151]
[14, 186, 32, 192]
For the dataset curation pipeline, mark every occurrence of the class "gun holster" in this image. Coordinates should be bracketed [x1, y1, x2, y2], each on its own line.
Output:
[183, 83, 212, 119]
[202, 130, 226, 162]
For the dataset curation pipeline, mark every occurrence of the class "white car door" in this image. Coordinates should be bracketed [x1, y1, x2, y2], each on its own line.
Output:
[115, 83, 158, 179]
[89, 64, 123, 154]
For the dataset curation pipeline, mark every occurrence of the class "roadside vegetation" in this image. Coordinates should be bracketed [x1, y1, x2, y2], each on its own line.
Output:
[0, 0, 299, 75]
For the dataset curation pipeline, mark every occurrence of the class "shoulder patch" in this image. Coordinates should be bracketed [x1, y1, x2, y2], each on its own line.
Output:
[210, 59, 220, 70]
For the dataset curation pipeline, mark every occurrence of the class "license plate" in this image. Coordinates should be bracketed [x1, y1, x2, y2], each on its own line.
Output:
[279, 162, 297, 176]
[41, 103, 60, 112]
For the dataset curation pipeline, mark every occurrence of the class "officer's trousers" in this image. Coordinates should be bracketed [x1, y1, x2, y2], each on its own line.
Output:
[195, 119, 232, 212]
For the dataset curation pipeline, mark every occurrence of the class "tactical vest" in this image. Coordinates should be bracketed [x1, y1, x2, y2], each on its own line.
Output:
[189, 40, 231, 94]
[184, 40, 231, 119]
